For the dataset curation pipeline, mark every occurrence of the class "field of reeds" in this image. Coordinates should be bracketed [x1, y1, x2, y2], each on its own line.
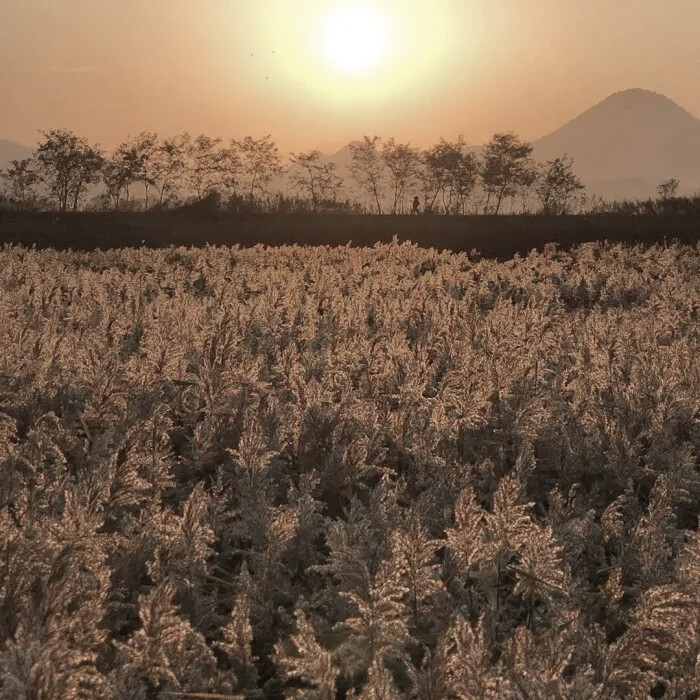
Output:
[0, 239, 698, 698]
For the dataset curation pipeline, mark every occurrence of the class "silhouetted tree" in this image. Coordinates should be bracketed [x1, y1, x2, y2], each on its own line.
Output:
[536, 155, 585, 214]
[454, 151, 481, 214]
[101, 138, 151, 211]
[349, 136, 386, 214]
[509, 162, 538, 213]
[381, 139, 421, 214]
[657, 178, 680, 199]
[422, 137, 479, 214]
[481, 132, 534, 214]
[237, 135, 285, 202]
[1, 158, 40, 210]
[101, 161, 131, 212]
[120, 132, 159, 210]
[289, 150, 343, 209]
[152, 133, 191, 207]
[35, 129, 104, 212]
[422, 138, 459, 213]
[219, 139, 243, 199]
[186, 135, 226, 200]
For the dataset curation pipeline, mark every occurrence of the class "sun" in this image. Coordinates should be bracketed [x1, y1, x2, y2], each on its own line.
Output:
[319, 5, 390, 74]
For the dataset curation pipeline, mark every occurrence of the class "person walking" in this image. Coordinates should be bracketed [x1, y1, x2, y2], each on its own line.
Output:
[411, 195, 421, 215]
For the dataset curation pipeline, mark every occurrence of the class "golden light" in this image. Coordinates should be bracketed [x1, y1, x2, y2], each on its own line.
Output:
[241, 0, 478, 121]
[319, 5, 390, 74]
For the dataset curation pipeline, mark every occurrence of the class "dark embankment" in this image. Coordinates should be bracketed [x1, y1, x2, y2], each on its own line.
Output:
[1, 211, 698, 258]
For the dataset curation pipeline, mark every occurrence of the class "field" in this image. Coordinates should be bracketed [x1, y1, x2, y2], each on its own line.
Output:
[1, 210, 700, 258]
[0, 239, 699, 698]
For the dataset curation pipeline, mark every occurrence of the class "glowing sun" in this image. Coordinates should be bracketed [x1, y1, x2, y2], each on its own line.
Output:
[319, 5, 390, 73]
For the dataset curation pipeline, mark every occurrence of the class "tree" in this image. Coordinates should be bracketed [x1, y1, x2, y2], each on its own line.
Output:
[217, 139, 243, 200]
[422, 137, 480, 214]
[349, 136, 386, 214]
[422, 137, 461, 214]
[289, 150, 343, 209]
[381, 139, 421, 214]
[101, 160, 130, 212]
[657, 178, 680, 199]
[186, 135, 225, 200]
[35, 129, 104, 212]
[151, 133, 191, 207]
[0, 158, 40, 210]
[512, 163, 538, 214]
[237, 135, 285, 202]
[119, 132, 159, 210]
[536, 155, 585, 215]
[481, 132, 534, 214]
[101, 138, 150, 211]
[453, 151, 481, 214]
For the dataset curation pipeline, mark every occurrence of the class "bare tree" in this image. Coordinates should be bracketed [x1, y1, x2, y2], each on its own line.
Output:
[1, 158, 40, 210]
[536, 155, 585, 215]
[349, 136, 386, 214]
[481, 132, 534, 214]
[35, 129, 104, 212]
[289, 150, 343, 209]
[381, 139, 421, 214]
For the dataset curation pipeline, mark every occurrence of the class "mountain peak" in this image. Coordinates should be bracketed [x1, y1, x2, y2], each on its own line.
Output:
[590, 88, 695, 118]
[533, 88, 700, 197]
[604, 87, 673, 102]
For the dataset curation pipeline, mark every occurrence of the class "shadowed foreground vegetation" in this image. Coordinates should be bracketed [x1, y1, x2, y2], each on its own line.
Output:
[0, 240, 698, 698]
[1, 210, 699, 258]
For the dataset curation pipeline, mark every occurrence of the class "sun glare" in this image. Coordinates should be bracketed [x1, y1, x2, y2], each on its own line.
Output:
[258, 0, 464, 111]
[320, 5, 390, 73]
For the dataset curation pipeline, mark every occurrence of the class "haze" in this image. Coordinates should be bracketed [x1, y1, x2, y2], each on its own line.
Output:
[3, 0, 700, 153]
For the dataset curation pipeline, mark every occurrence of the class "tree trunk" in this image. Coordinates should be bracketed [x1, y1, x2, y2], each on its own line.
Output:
[483, 190, 492, 215]
[372, 185, 382, 214]
[72, 187, 81, 212]
[427, 188, 440, 213]
[494, 184, 508, 215]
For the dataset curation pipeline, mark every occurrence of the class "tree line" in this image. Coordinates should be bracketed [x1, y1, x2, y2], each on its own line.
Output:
[0, 127, 691, 215]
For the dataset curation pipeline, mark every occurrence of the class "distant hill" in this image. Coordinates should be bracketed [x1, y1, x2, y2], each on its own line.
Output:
[532, 89, 700, 199]
[0, 140, 34, 172]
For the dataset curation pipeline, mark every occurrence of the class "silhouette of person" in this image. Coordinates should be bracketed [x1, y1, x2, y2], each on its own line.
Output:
[411, 195, 421, 215]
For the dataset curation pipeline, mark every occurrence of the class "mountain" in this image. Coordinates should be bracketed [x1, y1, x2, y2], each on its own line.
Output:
[532, 89, 700, 199]
[322, 90, 700, 202]
[0, 140, 34, 172]
[324, 141, 360, 172]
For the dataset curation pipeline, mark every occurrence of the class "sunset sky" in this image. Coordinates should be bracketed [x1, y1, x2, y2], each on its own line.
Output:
[3, 0, 700, 155]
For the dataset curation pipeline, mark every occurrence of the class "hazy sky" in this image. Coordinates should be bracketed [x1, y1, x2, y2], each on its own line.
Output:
[2, 0, 700, 155]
